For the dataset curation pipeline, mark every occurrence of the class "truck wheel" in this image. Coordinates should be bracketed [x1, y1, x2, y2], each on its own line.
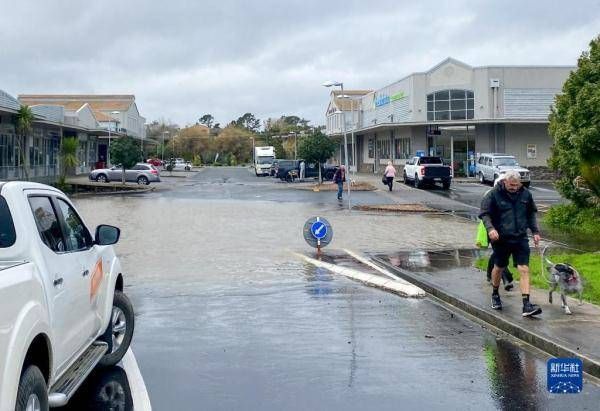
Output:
[16, 365, 48, 411]
[443, 180, 451, 190]
[98, 291, 135, 367]
[414, 174, 422, 189]
[478, 172, 485, 184]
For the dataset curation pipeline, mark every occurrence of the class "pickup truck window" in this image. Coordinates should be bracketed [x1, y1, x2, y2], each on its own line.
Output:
[0, 196, 16, 248]
[419, 157, 443, 164]
[29, 196, 66, 252]
[57, 198, 93, 251]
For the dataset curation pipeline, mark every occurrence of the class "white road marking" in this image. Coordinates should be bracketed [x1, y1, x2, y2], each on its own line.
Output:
[122, 349, 152, 411]
[531, 186, 556, 193]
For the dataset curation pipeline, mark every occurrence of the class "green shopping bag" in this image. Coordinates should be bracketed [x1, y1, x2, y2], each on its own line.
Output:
[476, 220, 489, 248]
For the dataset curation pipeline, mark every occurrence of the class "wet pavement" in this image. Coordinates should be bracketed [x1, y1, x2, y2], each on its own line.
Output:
[70, 167, 599, 410]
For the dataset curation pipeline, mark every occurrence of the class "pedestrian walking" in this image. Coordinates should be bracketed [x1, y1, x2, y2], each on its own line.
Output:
[479, 170, 542, 317]
[333, 165, 346, 200]
[383, 161, 396, 191]
[299, 160, 306, 180]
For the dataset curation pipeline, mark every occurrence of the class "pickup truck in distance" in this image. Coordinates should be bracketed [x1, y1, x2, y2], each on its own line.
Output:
[403, 156, 452, 190]
[0, 181, 134, 410]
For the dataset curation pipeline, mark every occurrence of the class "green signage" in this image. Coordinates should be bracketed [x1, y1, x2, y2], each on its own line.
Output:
[390, 91, 407, 101]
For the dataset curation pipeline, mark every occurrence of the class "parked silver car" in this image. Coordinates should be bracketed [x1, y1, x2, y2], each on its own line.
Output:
[89, 163, 161, 185]
[476, 153, 530, 187]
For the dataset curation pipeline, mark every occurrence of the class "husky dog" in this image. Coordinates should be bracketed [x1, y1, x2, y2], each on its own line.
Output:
[543, 247, 584, 315]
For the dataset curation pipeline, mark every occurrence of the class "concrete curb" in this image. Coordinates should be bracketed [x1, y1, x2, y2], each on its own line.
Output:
[371, 256, 600, 379]
[292, 252, 426, 298]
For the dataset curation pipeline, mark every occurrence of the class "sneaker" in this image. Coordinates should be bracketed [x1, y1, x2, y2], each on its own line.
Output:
[522, 302, 542, 317]
[491, 294, 503, 310]
[504, 281, 514, 291]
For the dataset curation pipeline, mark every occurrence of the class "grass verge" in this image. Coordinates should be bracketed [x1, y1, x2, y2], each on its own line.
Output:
[543, 204, 600, 237]
[474, 252, 600, 305]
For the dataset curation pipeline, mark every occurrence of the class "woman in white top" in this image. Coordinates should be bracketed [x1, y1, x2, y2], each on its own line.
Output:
[383, 161, 396, 191]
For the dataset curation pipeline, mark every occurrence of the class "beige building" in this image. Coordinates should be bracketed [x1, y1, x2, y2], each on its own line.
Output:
[325, 58, 574, 176]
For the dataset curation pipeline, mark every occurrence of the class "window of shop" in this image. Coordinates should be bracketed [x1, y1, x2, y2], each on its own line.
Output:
[394, 137, 411, 159]
[377, 138, 391, 159]
[427, 89, 474, 121]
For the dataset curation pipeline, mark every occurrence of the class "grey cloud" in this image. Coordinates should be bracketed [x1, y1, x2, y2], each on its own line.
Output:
[0, 0, 598, 126]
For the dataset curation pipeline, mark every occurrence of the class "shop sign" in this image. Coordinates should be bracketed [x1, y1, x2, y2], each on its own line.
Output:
[375, 93, 390, 107]
[390, 91, 407, 101]
[527, 144, 537, 159]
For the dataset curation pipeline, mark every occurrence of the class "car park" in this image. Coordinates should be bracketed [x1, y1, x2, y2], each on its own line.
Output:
[0, 181, 134, 410]
[403, 156, 452, 189]
[476, 153, 531, 187]
[89, 163, 161, 185]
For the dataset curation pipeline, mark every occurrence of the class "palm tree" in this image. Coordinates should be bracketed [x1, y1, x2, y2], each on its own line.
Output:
[15, 105, 34, 180]
[59, 137, 79, 185]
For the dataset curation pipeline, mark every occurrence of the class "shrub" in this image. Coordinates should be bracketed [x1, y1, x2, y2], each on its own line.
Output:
[544, 204, 600, 236]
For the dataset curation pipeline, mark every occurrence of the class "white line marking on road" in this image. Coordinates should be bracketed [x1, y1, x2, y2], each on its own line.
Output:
[343, 249, 402, 281]
[531, 186, 555, 193]
[122, 349, 152, 411]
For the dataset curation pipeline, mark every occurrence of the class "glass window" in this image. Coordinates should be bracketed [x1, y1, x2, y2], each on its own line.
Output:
[467, 99, 474, 110]
[451, 100, 466, 110]
[368, 138, 374, 159]
[434, 100, 449, 111]
[394, 137, 411, 159]
[427, 101, 433, 111]
[436, 111, 450, 121]
[57, 199, 93, 251]
[0, 195, 16, 248]
[451, 110, 466, 120]
[467, 109, 474, 119]
[450, 90, 466, 99]
[434, 90, 449, 100]
[29, 196, 65, 253]
[427, 94, 433, 102]
[467, 91, 474, 99]
[427, 112, 434, 121]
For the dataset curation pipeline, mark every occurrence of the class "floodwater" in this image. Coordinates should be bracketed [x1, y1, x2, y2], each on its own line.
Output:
[70, 168, 600, 410]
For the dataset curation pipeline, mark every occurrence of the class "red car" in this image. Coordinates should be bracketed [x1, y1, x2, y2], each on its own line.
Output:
[146, 158, 163, 167]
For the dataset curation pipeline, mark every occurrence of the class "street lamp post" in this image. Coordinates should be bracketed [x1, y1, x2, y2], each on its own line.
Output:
[106, 110, 120, 166]
[323, 80, 351, 210]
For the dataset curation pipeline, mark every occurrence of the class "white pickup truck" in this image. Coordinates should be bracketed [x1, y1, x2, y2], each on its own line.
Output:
[402, 156, 453, 190]
[0, 181, 134, 410]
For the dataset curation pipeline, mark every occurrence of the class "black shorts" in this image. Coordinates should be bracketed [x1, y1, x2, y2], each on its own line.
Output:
[491, 237, 530, 267]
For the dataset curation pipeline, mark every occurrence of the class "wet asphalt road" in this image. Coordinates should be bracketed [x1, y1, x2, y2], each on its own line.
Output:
[71, 167, 599, 410]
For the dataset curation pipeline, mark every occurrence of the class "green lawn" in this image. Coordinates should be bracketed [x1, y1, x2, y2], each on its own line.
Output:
[474, 252, 600, 305]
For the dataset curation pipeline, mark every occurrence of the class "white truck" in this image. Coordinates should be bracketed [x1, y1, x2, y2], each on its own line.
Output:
[0, 181, 134, 410]
[254, 146, 275, 176]
[403, 156, 453, 190]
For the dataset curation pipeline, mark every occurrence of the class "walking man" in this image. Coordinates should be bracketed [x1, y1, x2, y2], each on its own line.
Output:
[384, 161, 396, 191]
[299, 160, 306, 180]
[479, 170, 542, 317]
[333, 165, 346, 200]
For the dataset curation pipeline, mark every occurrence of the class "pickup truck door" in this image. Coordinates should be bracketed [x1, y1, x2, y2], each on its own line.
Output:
[28, 195, 93, 372]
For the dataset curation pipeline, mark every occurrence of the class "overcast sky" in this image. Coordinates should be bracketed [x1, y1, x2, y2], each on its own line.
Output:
[1, 0, 598, 128]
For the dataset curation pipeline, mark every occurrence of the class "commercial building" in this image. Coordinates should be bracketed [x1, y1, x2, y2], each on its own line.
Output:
[0, 91, 148, 183]
[324, 58, 574, 176]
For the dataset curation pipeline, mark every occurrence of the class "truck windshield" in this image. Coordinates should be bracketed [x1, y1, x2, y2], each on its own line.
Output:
[0, 196, 16, 248]
[494, 157, 517, 166]
[257, 156, 274, 165]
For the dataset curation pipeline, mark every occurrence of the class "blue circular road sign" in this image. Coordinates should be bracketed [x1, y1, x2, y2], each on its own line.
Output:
[303, 217, 333, 249]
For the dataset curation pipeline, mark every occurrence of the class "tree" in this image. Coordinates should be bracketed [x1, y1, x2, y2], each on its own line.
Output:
[215, 126, 254, 164]
[548, 35, 600, 208]
[199, 114, 214, 128]
[15, 105, 34, 180]
[58, 137, 79, 186]
[235, 113, 261, 132]
[110, 136, 142, 184]
[297, 130, 336, 183]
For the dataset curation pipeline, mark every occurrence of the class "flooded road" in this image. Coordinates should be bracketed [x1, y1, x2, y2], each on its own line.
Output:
[72, 167, 600, 410]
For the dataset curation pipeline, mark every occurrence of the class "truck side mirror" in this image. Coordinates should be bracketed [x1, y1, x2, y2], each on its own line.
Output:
[95, 225, 120, 245]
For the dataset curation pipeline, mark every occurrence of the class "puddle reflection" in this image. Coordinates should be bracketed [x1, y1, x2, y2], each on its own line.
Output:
[56, 366, 133, 411]
[383, 248, 483, 272]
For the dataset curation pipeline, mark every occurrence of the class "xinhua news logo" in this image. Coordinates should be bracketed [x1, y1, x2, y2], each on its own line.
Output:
[547, 358, 583, 394]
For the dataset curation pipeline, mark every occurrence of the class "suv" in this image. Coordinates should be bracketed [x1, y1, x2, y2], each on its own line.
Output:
[476, 153, 531, 187]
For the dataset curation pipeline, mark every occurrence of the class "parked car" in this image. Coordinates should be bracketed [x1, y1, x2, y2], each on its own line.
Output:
[476, 153, 531, 187]
[166, 158, 191, 171]
[403, 156, 452, 189]
[272, 160, 336, 182]
[0, 181, 134, 410]
[146, 158, 163, 167]
[89, 163, 161, 185]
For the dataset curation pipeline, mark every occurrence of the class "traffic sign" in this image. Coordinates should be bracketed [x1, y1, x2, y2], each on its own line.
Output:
[311, 221, 327, 239]
[303, 217, 333, 249]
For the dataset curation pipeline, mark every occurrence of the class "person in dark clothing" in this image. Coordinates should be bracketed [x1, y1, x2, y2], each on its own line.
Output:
[333, 165, 346, 200]
[479, 170, 542, 317]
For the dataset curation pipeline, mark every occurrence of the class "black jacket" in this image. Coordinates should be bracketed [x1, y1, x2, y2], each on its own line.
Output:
[479, 183, 539, 239]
